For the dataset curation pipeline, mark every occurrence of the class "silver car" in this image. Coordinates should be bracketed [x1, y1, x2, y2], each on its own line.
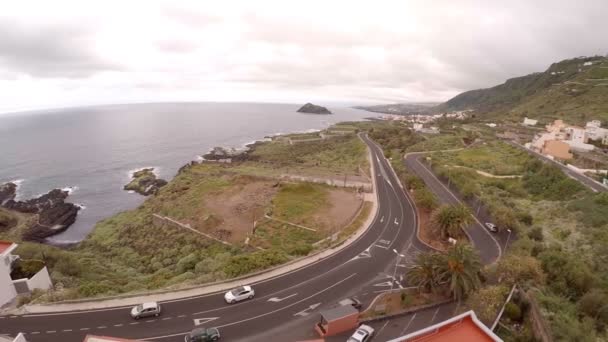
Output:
[130, 301, 161, 319]
[484, 222, 498, 233]
[348, 324, 374, 342]
[224, 285, 255, 304]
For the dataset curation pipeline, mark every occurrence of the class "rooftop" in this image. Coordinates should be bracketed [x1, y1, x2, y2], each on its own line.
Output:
[319, 304, 358, 322]
[0, 240, 16, 255]
[388, 311, 502, 342]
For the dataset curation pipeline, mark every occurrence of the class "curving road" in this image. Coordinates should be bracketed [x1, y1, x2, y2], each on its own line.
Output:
[1, 134, 430, 342]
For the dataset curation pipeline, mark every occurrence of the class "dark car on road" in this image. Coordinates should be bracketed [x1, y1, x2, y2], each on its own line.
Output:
[185, 327, 221, 342]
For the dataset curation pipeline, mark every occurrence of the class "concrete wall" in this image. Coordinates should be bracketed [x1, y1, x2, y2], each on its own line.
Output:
[27, 266, 52, 291]
[0, 258, 17, 307]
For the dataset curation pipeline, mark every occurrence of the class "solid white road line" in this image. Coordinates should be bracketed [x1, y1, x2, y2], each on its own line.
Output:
[430, 307, 440, 323]
[377, 320, 390, 336]
[400, 313, 417, 335]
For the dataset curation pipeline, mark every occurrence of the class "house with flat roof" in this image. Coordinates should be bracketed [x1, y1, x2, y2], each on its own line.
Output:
[387, 310, 503, 342]
[0, 241, 53, 307]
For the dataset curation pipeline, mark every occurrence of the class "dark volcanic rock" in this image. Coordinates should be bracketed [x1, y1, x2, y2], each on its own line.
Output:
[296, 103, 332, 114]
[4, 188, 68, 213]
[124, 168, 167, 196]
[23, 202, 80, 242]
[202, 147, 249, 162]
[0, 182, 17, 205]
[1, 185, 81, 242]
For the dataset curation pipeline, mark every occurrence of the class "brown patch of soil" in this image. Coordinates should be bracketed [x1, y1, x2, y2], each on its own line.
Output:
[417, 207, 450, 251]
[313, 189, 362, 233]
[364, 288, 451, 317]
[199, 176, 278, 243]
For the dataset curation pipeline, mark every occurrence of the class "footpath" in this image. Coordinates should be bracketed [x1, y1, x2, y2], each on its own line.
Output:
[7, 135, 380, 315]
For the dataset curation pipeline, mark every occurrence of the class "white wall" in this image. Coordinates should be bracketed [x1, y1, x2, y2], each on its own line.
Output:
[13, 333, 27, 342]
[0, 257, 17, 307]
[27, 266, 52, 291]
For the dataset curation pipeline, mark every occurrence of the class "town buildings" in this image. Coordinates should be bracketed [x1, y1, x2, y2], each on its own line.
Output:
[0, 241, 53, 307]
[527, 119, 608, 160]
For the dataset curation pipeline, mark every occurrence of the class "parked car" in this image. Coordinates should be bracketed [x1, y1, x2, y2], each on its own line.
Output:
[339, 297, 362, 310]
[224, 285, 255, 304]
[130, 302, 161, 319]
[484, 222, 498, 233]
[347, 324, 374, 342]
[185, 327, 220, 342]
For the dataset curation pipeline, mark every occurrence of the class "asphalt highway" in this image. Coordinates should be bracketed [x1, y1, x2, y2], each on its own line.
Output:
[1, 134, 429, 342]
[404, 152, 508, 265]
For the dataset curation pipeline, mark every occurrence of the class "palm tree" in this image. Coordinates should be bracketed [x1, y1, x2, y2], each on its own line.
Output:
[431, 204, 473, 239]
[408, 252, 445, 293]
[439, 243, 482, 303]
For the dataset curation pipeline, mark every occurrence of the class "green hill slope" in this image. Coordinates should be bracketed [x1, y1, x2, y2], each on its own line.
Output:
[437, 56, 608, 124]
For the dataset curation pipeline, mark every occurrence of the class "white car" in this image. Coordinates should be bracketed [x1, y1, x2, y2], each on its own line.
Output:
[347, 324, 374, 342]
[484, 222, 498, 233]
[224, 285, 255, 304]
[130, 301, 161, 319]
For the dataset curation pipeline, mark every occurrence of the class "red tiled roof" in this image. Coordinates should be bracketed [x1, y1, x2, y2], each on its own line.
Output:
[0, 240, 15, 254]
[389, 311, 502, 342]
[407, 316, 496, 342]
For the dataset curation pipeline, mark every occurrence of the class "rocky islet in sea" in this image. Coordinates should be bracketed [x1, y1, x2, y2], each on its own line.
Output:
[124, 168, 168, 196]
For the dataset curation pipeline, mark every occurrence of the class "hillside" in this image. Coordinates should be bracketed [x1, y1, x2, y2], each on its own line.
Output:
[354, 102, 438, 115]
[436, 56, 608, 124]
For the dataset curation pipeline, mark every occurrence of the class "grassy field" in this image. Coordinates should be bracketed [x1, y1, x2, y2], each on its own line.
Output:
[243, 134, 369, 178]
[432, 141, 530, 175]
[3, 128, 372, 302]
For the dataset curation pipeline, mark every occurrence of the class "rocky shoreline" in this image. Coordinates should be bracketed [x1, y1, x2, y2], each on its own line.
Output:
[0, 183, 81, 242]
[124, 168, 168, 196]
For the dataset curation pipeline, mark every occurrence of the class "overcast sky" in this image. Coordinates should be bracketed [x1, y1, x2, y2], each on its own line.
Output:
[0, 0, 606, 113]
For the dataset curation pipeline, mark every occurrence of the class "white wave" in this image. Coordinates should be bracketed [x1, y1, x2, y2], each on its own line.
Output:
[127, 166, 159, 179]
[196, 155, 205, 162]
[127, 190, 135, 194]
[9, 179, 24, 187]
[61, 186, 78, 195]
[75, 204, 86, 210]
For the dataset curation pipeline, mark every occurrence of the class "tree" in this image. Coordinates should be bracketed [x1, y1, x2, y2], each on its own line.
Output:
[441, 243, 482, 302]
[408, 252, 445, 293]
[431, 204, 472, 239]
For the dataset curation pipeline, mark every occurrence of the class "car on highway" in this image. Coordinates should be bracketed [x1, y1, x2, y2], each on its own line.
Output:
[484, 222, 498, 233]
[130, 301, 161, 319]
[224, 285, 255, 304]
[347, 324, 374, 342]
[339, 297, 362, 310]
[185, 327, 221, 342]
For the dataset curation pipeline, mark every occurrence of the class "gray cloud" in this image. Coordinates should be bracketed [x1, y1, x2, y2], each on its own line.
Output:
[0, 21, 120, 78]
[0, 0, 607, 110]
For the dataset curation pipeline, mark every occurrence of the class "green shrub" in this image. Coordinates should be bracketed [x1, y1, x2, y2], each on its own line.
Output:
[528, 227, 543, 241]
[504, 302, 522, 322]
[224, 249, 288, 278]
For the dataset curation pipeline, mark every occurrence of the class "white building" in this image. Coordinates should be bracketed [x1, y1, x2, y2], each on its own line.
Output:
[586, 120, 608, 143]
[523, 117, 538, 126]
[0, 241, 53, 308]
[412, 123, 423, 131]
[0, 333, 27, 342]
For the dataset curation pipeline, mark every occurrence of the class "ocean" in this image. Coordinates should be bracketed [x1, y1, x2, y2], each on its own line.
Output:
[0, 102, 372, 243]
